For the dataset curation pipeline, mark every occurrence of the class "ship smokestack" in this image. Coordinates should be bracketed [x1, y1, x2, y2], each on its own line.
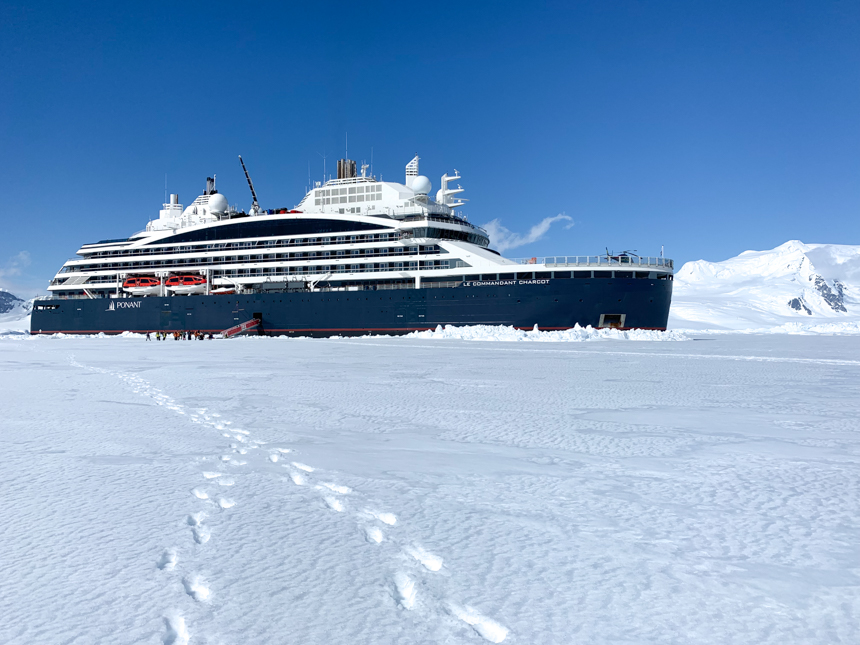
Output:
[170, 194, 179, 205]
[337, 159, 356, 179]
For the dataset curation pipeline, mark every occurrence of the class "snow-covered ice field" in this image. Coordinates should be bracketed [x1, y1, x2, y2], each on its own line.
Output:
[2, 332, 859, 644]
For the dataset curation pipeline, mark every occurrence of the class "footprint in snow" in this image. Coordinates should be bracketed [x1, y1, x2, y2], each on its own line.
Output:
[364, 526, 384, 544]
[162, 613, 189, 645]
[218, 497, 235, 509]
[217, 477, 235, 486]
[182, 574, 211, 602]
[324, 496, 345, 512]
[288, 471, 306, 486]
[268, 454, 279, 463]
[191, 488, 208, 500]
[157, 548, 178, 571]
[201, 472, 222, 480]
[319, 482, 352, 494]
[364, 509, 397, 526]
[448, 604, 508, 643]
[393, 572, 417, 610]
[186, 513, 210, 544]
[405, 545, 443, 572]
[291, 461, 315, 472]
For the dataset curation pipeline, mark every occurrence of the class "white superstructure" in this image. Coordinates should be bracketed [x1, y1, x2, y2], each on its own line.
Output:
[46, 155, 672, 299]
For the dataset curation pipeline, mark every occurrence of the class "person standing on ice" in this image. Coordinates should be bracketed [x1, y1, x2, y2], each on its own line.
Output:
[146, 332, 151, 341]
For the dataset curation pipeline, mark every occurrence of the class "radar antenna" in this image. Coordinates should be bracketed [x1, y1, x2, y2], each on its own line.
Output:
[238, 155, 260, 211]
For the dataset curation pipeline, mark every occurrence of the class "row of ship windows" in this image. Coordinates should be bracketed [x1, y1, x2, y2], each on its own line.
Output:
[318, 185, 383, 197]
[65, 261, 462, 287]
[216, 261, 451, 277]
[86, 233, 403, 259]
[473, 271, 671, 280]
[59, 268, 668, 293]
[63, 247, 443, 275]
[315, 193, 382, 206]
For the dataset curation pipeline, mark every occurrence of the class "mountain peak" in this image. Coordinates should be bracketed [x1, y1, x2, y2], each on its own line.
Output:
[0, 290, 25, 315]
[670, 241, 860, 330]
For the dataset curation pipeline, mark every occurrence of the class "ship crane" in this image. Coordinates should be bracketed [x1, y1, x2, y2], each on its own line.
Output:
[238, 155, 261, 215]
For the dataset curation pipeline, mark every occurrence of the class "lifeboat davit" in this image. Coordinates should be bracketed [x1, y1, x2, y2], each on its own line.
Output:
[123, 276, 161, 296]
[165, 274, 207, 295]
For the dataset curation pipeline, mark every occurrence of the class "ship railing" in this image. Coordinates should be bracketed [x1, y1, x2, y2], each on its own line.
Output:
[66, 234, 418, 264]
[388, 203, 453, 217]
[399, 214, 487, 235]
[307, 280, 464, 294]
[508, 256, 674, 269]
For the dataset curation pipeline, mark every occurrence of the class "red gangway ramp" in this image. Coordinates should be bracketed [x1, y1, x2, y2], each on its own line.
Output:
[222, 318, 261, 338]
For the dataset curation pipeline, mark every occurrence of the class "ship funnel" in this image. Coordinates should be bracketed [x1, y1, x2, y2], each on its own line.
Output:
[170, 194, 179, 205]
[337, 159, 356, 179]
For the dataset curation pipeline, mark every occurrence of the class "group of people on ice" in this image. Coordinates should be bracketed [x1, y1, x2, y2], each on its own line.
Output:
[146, 331, 213, 341]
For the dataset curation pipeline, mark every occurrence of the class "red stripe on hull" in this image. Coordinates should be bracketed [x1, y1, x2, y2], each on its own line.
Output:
[30, 325, 668, 335]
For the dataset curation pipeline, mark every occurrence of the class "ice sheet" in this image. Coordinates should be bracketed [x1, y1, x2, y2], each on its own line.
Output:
[1, 334, 859, 644]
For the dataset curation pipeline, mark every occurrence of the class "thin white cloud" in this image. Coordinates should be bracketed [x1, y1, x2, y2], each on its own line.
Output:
[482, 215, 573, 253]
[0, 251, 35, 297]
[0, 251, 31, 279]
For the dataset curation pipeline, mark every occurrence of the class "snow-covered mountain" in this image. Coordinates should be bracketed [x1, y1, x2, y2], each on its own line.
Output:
[0, 290, 25, 314]
[669, 241, 860, 330]
[0, 290, 32, 334]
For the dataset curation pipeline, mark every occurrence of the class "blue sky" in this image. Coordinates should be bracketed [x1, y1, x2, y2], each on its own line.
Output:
[1, 0, 858, 297]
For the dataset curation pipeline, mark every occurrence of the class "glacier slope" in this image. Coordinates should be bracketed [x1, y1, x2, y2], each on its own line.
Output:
[670, 241, 860, 330]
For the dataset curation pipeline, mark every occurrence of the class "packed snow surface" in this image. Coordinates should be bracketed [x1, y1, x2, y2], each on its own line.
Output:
[2, 333, 859, 644]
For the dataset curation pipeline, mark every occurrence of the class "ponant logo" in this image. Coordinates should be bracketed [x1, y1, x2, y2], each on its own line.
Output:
[106, 300, 142, 311]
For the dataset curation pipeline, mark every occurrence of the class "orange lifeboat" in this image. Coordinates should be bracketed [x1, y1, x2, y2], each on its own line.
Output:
[165, 274, 207, 295]
[122, 276, 161, 296]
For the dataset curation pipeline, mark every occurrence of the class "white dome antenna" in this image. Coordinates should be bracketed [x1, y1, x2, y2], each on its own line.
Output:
[208, 193, 228, 215]
[412, 175, 432, 196]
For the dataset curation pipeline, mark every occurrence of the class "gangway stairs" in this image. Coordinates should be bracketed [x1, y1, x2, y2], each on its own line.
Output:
[222, 318, 261, 338]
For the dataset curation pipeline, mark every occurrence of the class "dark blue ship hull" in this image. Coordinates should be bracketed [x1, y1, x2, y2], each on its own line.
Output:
[30, 278, 673, 336]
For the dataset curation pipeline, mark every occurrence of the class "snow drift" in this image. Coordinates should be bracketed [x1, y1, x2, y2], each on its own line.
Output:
[408, 324, 688, 342]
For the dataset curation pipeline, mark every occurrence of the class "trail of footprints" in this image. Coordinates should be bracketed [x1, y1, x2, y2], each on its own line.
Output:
[68, 356, 508, 644]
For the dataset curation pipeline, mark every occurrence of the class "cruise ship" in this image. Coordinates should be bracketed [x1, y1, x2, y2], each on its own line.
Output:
[30, 155, 674, 336]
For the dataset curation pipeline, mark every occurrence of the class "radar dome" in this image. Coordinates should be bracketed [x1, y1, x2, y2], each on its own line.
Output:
[412, 175, 432, 196]
[208, 193, 228, 214]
